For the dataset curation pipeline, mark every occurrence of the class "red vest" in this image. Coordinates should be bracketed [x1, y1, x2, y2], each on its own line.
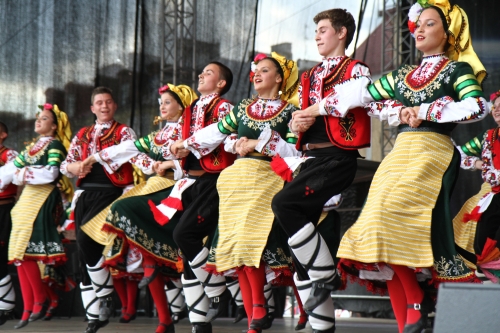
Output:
[182, 97, 236, 173]
[75, 121, 134, 187]
[298, 57, 371, 150]
[0, 147, 18, 199]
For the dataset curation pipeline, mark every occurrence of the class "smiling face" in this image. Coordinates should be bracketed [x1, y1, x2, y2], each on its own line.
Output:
[159, 92, 183, 121]
[91, 93, 117, 123]
[253, 59, 282, 97]
[35, 109, 57, 136]
[197, 64, 225, 96]
[493, 98, 500, 126]
[414, 8, 448, 56]
[315, 19, 346, 58]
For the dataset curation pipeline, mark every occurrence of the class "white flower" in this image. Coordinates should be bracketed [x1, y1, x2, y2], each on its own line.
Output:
[408, 3, 423, 22]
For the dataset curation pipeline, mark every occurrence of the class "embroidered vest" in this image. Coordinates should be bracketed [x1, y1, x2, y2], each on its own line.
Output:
[75, 121, 134, 187]
[0, 147, 17, 199]
[298, 57, 371, 150]
[182, 97, 236, 173]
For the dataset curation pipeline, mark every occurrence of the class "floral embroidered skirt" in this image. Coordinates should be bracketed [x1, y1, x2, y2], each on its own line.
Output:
[10, 186, 66, 264]
[205, 158, 293, 283]
[338, 132, 479, 291]
[103, 186, 181, 274]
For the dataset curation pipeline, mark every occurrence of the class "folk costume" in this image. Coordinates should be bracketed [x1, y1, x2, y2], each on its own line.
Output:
[333, 1, 488, 332]
[0, 104, 70, 327]
[0, 143, 17, 323]
[61, 112, 137, 329]
[266, 48, 371, 332]
[91, 84, 197, 332]
[152, 84, 234, 331]
[183, 52, 298, 331]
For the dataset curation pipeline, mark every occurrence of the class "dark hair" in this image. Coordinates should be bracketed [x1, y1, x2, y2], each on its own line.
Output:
[163, 90, 184, 108]
[314, 9, 356, 49]
[47, 109, 58, 126]
[421, 6, 451, 52]
[0, 121, 8, 136]
[209, 61, 233, 96]
[91, 86, 114, 104]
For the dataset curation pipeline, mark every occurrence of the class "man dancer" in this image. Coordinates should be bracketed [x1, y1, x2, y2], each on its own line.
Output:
[271, 9, 371, 333]
[61, 87, 137, 333]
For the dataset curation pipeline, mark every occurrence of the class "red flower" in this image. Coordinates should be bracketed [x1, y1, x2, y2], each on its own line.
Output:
[254, 53, 267, 63]
[408, 21, 416, 34]
[158, 85, 169, 95]
[43, 103, 53, 110]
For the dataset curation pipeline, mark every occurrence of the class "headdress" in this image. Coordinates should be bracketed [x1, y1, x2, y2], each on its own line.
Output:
[158, 84, 198, 108]
[490, 91, 500, 103]
[407, 0, 487, 84]
[250, 52, 299, 107]
[37, 103, 72, 150]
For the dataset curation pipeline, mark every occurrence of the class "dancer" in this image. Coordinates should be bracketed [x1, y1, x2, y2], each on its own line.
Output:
[82, 83, 197, 333]
[330, 2, 488, 332]
[61, 87, 137, 333]
[0, 122, 17, 326]
[269, 9, 371, 333]
[0, 104, 71, 329]
[155, 62, 234, 333]
[173, 52, 298, 333]
[458, 90, 500, 282]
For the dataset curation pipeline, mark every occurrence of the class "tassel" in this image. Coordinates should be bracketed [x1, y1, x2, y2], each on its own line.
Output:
[270, 154, 293, 182]
[463, 205, 482, 223]
[477, 238, 500, 264]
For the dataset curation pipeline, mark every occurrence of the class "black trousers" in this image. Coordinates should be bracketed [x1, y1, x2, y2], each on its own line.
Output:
[74, 189, 122, 285]
[173, 173, 220, 262]
[272, 154, 357, 237]
[474, 193, 500, 255]
[0, 202, 14, 279]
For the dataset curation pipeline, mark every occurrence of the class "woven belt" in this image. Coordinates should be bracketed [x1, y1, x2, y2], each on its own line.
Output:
[0, 198, 15, 205]
[302, 142, 334, 151]
[237, 152, 272, 162]
[188, 170, 206, 177]
[398, 126, 451, 136]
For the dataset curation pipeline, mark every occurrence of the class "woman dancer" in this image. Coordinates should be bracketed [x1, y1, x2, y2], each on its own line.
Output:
[0, 103, 72, 329]
[177, 52, 299, 333]
[311, 2, 490, 332]
[82, 84, 197, 333]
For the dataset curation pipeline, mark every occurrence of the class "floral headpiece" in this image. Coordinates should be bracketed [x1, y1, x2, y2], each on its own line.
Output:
[407, 0, 487, 84]
[37, 103, 72, 150]
[249, 52, 299, 106]
[491, 91, 500, 103]
[158, 84, 198, 108]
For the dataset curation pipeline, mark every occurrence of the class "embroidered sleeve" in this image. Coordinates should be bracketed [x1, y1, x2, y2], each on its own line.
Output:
[186, 106, 237, 159]
[223, 133, 239, 154]
[60, 134, 82, 178]
[255, 128, 301, 157]
[119, 126, 138, 142]
[457, 131, 486, 170]
[481, 135, 500, 187]
[94, 139, 155, 175]
[365, 100, 404, 126]
[6, 149, 18, 163]
[318, 75, 373, 117]
[0, 160, 17, 189]
[417, 63, 488, 123]
[160, 122, 183, 160]
[14, 141, 64, 185]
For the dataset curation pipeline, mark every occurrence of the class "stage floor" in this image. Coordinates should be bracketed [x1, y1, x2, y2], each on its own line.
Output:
[0, 316, 398, 333]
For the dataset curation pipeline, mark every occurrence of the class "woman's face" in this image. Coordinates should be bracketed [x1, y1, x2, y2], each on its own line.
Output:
[493, 98, 500, 126]
[159, 92, 183, 121]
[253, 59, 282, 95]
[35, 109, 57, 136]
[414, 8, 448, 56]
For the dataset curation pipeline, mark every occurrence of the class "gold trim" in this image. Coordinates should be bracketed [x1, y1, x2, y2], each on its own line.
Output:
[453, 74, 476, 90]
[458, 85, 481, 100]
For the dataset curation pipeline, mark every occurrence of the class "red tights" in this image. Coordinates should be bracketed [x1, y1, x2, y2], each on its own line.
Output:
[386, 264, 424, 333]
[292, 283, 308, 325]
[17, 261, 46, 320]
[113, 277, 138, 318]
[238, 263, 267, 332]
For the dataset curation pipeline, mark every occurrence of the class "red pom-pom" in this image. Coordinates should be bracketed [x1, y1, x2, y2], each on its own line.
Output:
[270, 154, 294, 182]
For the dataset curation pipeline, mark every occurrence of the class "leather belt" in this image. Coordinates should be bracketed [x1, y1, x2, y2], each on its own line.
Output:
[0, 198, 15, 205]
[188, 170, 206, 177]
[302, 142, 334, 151]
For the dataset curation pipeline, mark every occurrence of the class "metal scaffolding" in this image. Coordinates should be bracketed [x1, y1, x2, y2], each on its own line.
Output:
[160, 0, 197, 88]
[380, 0, 415, 158]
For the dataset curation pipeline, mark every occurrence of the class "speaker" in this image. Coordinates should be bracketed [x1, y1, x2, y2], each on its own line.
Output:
[434, 282, 500, 333]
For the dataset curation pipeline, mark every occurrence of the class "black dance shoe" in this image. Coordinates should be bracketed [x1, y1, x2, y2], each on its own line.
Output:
[156, 322, 175, 333]
[191, 322, 212, 333]
[14, 319, 29, 329]
[206, 289, 230, 322]
[312, 326, 336, 333]
[233, 305, 246, 323]
[402, 294, 434, 333]
[0, 310, 10, 326]
[83, 319, 109, 333]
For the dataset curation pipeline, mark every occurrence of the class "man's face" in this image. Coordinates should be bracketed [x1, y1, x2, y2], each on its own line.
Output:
[197, 64, 224, 95]
[315, 19, 342, 57]
[91, 93, 117, 123]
